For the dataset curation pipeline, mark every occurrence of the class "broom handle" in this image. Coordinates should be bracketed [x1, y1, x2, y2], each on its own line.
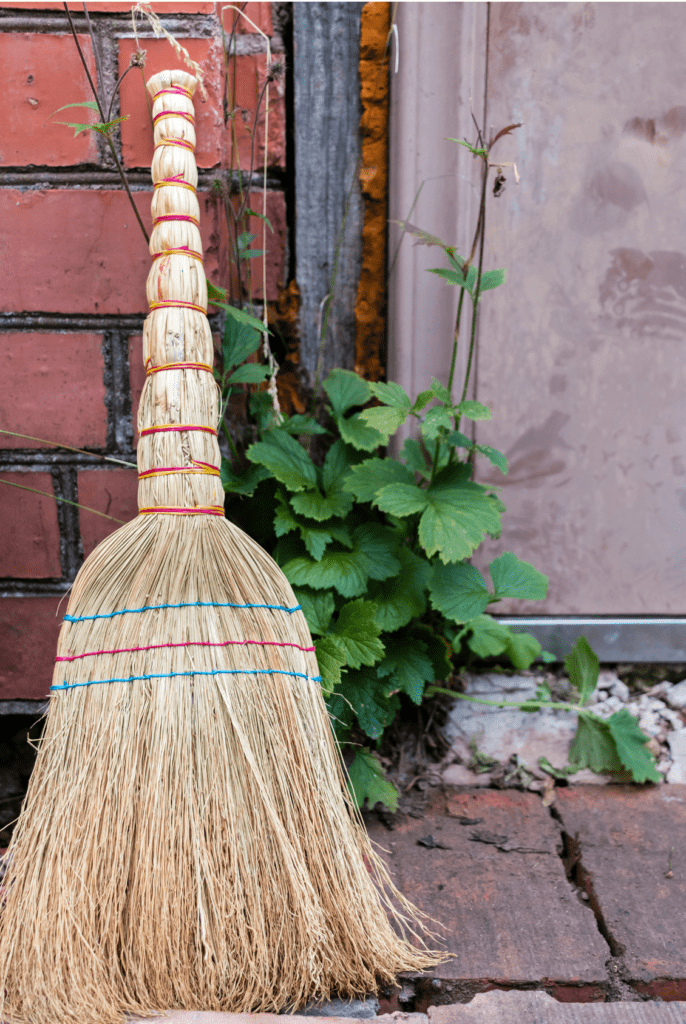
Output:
[137, 70, 225, 517]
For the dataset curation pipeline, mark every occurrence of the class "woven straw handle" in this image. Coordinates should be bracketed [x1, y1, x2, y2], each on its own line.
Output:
[137, 69, 224, 517]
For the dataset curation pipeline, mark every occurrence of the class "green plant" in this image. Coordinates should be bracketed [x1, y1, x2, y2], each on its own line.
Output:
[430, 637, 662, 783]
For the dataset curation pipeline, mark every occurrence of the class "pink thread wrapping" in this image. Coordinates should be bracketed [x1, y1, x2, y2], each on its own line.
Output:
[155, 137, 195, 152]
[151, 247, 203, 262]
[138, 463, 220, 479]
[153, 109, 194, 126]
[153, 214, 199, 227]
[139, 424, 217, 437]
[152, 86, 193, 101]
[139, 506, 225, 516]
[56, 637, 316, 663]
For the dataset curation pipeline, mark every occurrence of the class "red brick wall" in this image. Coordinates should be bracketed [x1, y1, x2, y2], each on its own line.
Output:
[0, 1, 286, 700]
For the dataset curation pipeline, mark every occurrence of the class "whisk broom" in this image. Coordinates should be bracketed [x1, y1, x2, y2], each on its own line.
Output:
[0, 69, 440, 1024]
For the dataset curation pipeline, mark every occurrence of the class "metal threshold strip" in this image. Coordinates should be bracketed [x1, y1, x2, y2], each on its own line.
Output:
[495, 618, 686, 663]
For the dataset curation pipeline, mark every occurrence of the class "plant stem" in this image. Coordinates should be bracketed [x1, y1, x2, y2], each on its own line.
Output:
[459, 157, 489, 410]
[221, 418, 241, 463]
[106, 61, 138, 123]
[427, 686, 583, 714]
[63, 3, 149, 245]
[447, 286, 467, 395]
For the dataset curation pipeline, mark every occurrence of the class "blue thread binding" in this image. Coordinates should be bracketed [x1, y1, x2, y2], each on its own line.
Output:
[51, 667, 321, 692]
[64, 599, 302, 623]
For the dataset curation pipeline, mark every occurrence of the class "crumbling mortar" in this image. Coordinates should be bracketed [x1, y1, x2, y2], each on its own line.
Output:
[51, 465, 83, 582]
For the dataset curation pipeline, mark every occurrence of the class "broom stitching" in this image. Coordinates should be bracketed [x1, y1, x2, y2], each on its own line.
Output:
[153, 180, 197, 193]
[152, 214, 199, 226]
[153, 110, 195, 126]
[155, 137, 195, 151]
[139, 506, 225, 515]
[151, 246, 203, 260]
[64, 599, 302, 620]
[148, 301, 207, 313]
[145, 361, 213, 375]
[139, 424, 217, 435]
[152, 85, 194, 101]
[138, 464, 220, 478]
[56, 638, 316, 662]
[51, 668, 323, 690]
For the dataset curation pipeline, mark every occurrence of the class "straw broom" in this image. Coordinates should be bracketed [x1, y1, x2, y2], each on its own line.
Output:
[0, 70, 440, 1024]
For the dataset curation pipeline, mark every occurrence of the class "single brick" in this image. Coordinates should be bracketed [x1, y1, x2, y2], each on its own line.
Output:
[223, 2, 273, 35]
[119, 38, 224, 169]
[223, 54, 286, 170]
[0, 333, 107, 450]
[77, 468, 138, 557]
[0, 32, 98, 167]
[0, 472, 61, 578]
[0, 189, 236, 314]
[0, 597, 64, 700]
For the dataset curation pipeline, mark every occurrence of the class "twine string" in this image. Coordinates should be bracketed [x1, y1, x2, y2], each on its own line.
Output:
[52, 668, 322, 691]
[145, 361, 213, 376]
[152, 86, 193, 101]
[138, 461, 220, 480]
[64, 599, 302, 622]
[153, 110, 195, 126]
[139, 425, 217, 437]
[57, 637, 315, 663]
[151, 247, 203, 262]
[139, 506, 225, 516]
[155, 138, 195, 152]
[148, 300, 207, 314]
[152, 214, 199, 227]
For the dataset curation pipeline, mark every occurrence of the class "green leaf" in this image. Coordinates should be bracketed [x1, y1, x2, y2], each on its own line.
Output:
[427, 267, 468, 290]
[282, 415, 328, 436]
[421, 405, 453, 441]
[331, 599, 385, 669]
[446, 137, 488, 156]
[342, 458, 414, 502]
[535, 681, 553, 702]
[323, 369, 371, 415]
[337, 668, 400, 739]
[368, 381, 412, 411]
[489, 552, 548, 601]
[377, 636, 434, 704]
[247, 431, 317, 492]
[369, 547, 430, 632]
[249, 390, 280, 433]
[226, 363, 270, 385]
[222, 317, 261, 369]
[375, 482, 428, 517]
[220, 458, 269, 496]
[475, 444, 508, 474]
[56, 116, 129, 137]
[446, 430, 473, 451]
[315, 635, 347, 695]
[429, 561, 491, 622]
[607, 709, 662, 783]
[283, 551, 369, 599]
[294, 588, 334, 636]
[359, 405, 408, 440]
[400, 438, 428, 475]
[505, 631, 542, 671]
[479, 268, 506, 292]
[463, 615, 511, 658]
[569, 712, 624, 775]
[244, 208, 274, 231]
[337, 412, 385, 451]
[417, 479, 502, 563]
[565, 636, 599, 707]
[457, 400, 491, 421]
[347, 749, 398, 812]
[52, 100, 100, 114]
[353, 522, 401, 581]
[412, 390, 435, 412]
[290, 489, 353, 522]
[209, 300, 266, 334]
[413, 624, 453, 682]
[321, 438, 360, 497]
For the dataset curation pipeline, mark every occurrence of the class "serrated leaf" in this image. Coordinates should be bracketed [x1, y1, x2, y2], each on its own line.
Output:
[337, 412, 385, 451]
[464, 615, 511, 658]
[294, 588, 334, 636]
[457, 400, 491, 421]
[290, 488, 353, 521]
[222, 317, 261, 369]
[274, 497, 299, 537]
[412, 624, 453, 682]
[429, 561, 490, 622]
[400, 438, 428, 475]
[220, 458, 269, 496]
[359, 405, 408, 440]
[52, 100, 100, 114]
[315, 635, 347, 695]
[282, 415, 328, 436]
[479, 268, 506, 292]
[505, 631, 542, 670]
[489, 552, 548, 601]
[247, 430, 317, 492]
[370, 547, 430, 632]
[421, 405, 453, 441]
[377, 637, 434, 704]
[446, 430, 473, 450]
[321, 438, 359, 495]
[431, 378, 453, 403]
[323, 368, 371, 415]
[569, 712, 624, 775]
[209, 300, 266, 333]
[607, 709, 662, 783]
[282, 551, 369, 598]
[347, 749, 398, 812]
[394, 221, 452, 249]
[565, 636, 599, 706]
[375, 482, 428, 517]
[331, 599, 385, 669]
[368, 381, 412, 410]
[418, 479, 502, 563]
[336, 668, 400, 739]
[226, 363, 270, 385]
[342, 458, 414, 502]
[476, 444, 508, 474]
[427, 267, 468, 290]
[353, 522, 401, 581]
[412, 390, 435, 412]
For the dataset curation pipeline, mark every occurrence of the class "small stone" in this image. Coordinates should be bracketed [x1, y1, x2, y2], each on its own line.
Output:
[609, 679, 630, 702]
[638, 712, 661, 737]
[665, 679, 686, 710]
[657, 758, 673, 775]
[597, 670, 620, 692]
[666, 762, 686, 784]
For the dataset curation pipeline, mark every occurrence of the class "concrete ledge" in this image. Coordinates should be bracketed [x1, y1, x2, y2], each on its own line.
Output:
[428, 990, 686, 1022]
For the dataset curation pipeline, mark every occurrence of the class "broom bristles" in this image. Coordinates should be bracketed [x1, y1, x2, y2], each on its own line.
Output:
[0, 69, 445, 1024]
